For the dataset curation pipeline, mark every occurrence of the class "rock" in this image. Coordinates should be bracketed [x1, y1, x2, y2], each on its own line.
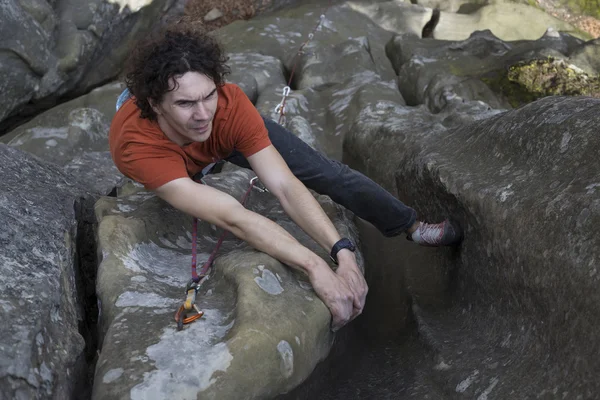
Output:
[204, 7, 224, 22]
[213, 3, 600, 398]
[0, 0, 179, 132]
[4, 0, 600, 398]
[6, 81, 125, 195]
[569, 37, 600, 75]
[226, 53, 286, 103]
[347, 0, 586, 40]
[92, 169, 362, 399]
[0, 144, 95, 399]
[337, 56, 600, 397]
[507, 57, 600, 98]
[435, 2, 588, 40]
[385, 29, 593, 108]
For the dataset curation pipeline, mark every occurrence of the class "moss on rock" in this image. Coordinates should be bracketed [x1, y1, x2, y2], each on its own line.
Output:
[507, 57, 600, 99]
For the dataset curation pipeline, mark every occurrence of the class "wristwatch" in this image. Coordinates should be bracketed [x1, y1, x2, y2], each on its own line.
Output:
[330, 238, 356, 264]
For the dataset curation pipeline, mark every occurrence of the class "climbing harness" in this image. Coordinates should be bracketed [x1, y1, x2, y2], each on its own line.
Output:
[174, 177, 267, 330]
[274, 14, 328, 125]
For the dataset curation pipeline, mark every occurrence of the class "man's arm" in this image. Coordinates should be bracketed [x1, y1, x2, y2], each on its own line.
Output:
[154, 177, 355, 330]
[247, 145, 368, 317]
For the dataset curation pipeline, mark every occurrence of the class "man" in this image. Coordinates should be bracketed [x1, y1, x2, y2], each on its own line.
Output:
[109, 23, 462, 332]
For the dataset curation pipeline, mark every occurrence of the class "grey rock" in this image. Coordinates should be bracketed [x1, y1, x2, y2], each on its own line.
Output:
[92, 169, 362, 399]
[0, 144, 93, 399]
[385, 29, 589, 110]
[7, 81, 125, 195]
[204, 7, 224, 22]
[0, 0, 178, 129]
[340, 85, 600, 396]
[569, 38, 600, 75]
[435, 2, 585, 40]
[227, 52, 286, 103]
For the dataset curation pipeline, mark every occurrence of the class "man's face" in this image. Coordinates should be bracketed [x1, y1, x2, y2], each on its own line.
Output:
[152, 72, 218, 145]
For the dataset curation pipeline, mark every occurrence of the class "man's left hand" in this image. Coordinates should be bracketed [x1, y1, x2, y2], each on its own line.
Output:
[335, 249, 368, 320]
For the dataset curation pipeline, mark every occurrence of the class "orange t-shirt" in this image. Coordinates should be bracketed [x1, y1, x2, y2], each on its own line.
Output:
[109, 83, 271, 190]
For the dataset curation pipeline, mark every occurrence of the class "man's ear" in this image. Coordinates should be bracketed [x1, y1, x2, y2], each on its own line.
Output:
[148, 98, 162, 116]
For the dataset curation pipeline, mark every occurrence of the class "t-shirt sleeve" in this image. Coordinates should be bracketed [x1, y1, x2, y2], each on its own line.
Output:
[229, 86, 272, 157]
[118, 144, 189, 190]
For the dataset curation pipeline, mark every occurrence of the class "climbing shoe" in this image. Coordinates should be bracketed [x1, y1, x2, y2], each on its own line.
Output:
[408, 219, 463, 246]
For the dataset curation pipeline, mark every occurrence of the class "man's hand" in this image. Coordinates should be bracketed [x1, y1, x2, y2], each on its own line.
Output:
[335, 249, 368, 320]
[307, 261, 356, 332]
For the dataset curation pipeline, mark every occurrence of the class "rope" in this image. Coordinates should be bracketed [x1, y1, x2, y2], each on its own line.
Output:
[191, 178, 257, 282]
[274, 12, 330, 125]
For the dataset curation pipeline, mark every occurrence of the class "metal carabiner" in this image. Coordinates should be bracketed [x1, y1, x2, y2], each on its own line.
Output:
[174, 280, 204, 330]
[274, 103, 285, 115]
[250, 177, 268, 193]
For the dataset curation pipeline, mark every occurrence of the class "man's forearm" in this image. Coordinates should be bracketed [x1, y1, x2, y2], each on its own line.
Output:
[276, 177, 342, 252]
[226, 205, 327, 276]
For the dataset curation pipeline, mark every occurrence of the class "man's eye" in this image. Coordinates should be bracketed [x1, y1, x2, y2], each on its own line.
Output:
[179, 102, 193, 107]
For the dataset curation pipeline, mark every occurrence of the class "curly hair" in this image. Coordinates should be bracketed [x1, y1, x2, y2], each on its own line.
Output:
[124, 21, 230, 120]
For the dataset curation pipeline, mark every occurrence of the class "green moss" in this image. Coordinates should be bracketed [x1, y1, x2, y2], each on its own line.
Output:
[478, 57, 600, 107]
[507, 57, 600, 99]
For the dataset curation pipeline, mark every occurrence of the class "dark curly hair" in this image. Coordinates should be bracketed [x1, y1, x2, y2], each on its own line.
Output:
[124, 21, 230, 120]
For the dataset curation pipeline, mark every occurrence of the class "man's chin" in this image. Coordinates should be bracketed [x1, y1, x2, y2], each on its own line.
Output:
[189, 128, 212, 142]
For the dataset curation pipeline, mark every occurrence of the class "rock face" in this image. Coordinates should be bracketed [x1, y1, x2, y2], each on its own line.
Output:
[5, 81, 125, 195]
[213, 2, 600, 398]
[92, 170, 361, 399]
[3, 0, 600, 398]
[351, 0, 586, 40]
[385, 29, 598, 108]
[0, 145, 93, 399]
[342, 91, 600, 397]
[0, 0, 178, 132]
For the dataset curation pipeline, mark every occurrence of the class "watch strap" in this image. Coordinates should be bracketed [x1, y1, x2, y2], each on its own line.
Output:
[330, 238, 356, 264]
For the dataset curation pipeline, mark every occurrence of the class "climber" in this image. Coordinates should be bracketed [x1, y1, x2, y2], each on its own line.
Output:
[108, 21, 462, 332]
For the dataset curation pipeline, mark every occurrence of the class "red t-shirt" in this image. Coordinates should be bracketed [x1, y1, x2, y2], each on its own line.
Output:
[109, 83, 271, 190]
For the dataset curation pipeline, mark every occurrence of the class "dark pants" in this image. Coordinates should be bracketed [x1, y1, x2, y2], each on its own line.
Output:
[224, 117, 417, 237]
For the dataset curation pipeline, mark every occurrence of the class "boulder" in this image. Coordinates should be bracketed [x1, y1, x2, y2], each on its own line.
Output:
[0, 144, 95, 399]
[569, 37, 600, 75]
[5, 81, 125, 195]
[347, 0, 588, 40]
[91, 169, 362, 399]
[333, 30, 600, 395]
[385, 29, 597, 109]
[0, 0, 178, 132]
[214, 2, 600, 397]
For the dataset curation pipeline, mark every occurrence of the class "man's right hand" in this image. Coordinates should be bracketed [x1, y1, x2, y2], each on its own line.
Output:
[308, 262, 356, 332]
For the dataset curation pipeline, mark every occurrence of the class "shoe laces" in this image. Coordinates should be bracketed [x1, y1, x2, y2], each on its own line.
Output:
[419, 221, 445, 245]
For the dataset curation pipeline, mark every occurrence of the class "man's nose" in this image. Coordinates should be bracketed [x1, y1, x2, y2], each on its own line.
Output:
[192, 103, 209, 120]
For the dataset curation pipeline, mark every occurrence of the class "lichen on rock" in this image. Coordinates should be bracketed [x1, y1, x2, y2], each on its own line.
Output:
[507, 57, 600, 99]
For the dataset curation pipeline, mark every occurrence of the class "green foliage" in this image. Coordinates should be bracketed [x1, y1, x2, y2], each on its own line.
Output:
[561, 0, 600, 19]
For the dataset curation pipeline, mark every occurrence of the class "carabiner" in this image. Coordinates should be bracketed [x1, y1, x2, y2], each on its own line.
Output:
[174, 280, 204, 330]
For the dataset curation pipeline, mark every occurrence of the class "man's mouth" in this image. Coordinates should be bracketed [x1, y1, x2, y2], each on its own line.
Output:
[192, 124, 209, 133]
